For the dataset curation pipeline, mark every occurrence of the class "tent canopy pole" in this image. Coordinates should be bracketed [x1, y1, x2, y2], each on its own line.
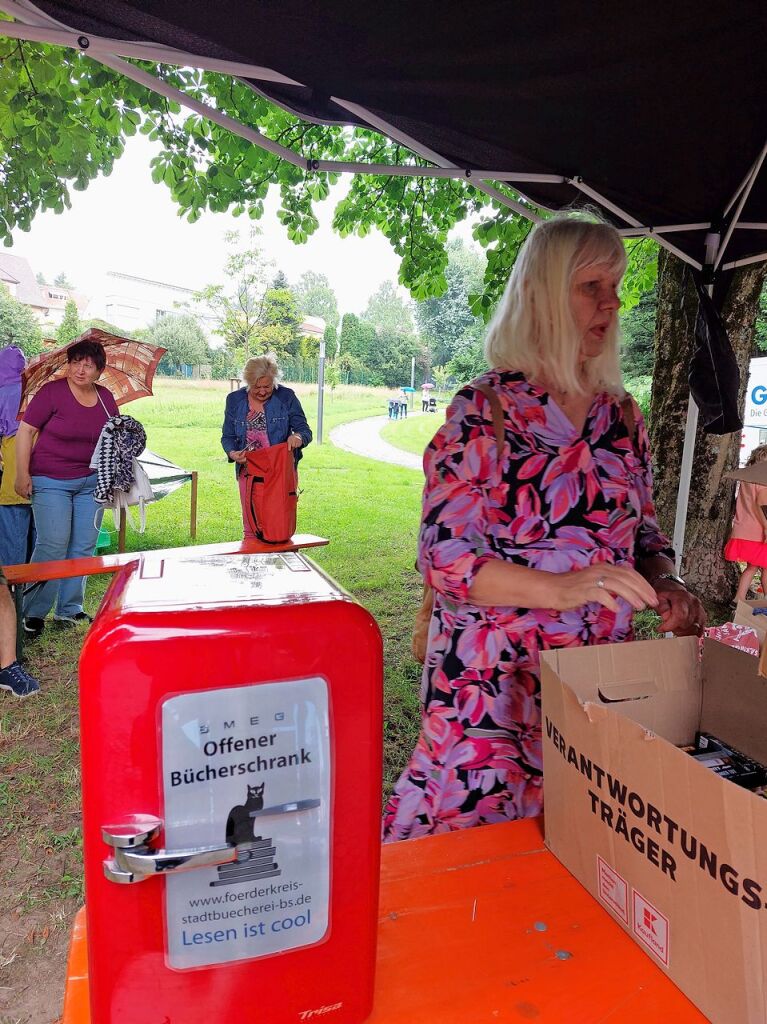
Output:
[671, 231, 720, 571]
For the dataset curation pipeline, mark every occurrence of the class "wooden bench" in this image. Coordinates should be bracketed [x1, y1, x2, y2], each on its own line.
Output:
[6, 535, 328, 659]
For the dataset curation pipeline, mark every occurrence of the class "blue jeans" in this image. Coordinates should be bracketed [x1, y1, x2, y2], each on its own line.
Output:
[24, 474, 103, 619]
[0, 504, 35, 566]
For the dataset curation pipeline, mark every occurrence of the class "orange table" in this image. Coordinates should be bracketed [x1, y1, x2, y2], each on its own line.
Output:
[61, 818, 707, 1023]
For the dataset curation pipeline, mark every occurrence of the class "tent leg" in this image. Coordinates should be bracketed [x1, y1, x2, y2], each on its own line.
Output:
[670, 231, 720, 575]
[190, 472, 198, 540]
[671, 398, 699, 573]
[118, 514, 127, 554]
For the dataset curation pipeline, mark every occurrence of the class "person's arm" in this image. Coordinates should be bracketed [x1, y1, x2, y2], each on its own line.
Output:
[419, 386, 658, 615]
[630, 409, 706, 635]
[221, 393, 246, 463]
[286, 392, 312, 451]
[14, 421, 36, 499]
[468, 558, 657, 613]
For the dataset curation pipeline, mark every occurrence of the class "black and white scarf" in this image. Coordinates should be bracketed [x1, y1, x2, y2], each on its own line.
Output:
[92, 414, 147, 504]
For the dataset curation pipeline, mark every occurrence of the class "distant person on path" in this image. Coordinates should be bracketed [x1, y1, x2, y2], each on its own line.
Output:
[0, 565, 40, 698]
[422, 386, 429, 412]
[383, 214, 705, 843]
[14, 339, 118, 639]
[724, 444, 767, 601]
[0, 346, 35, 567]
[399, 393, 408, 418]
[221, 354, 312, 540]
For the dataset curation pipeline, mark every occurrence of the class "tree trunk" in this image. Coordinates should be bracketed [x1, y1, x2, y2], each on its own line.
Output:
[649, 251, 767, 617]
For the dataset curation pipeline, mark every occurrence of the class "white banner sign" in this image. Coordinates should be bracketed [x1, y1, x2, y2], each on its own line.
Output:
[161, 677, 331, 969]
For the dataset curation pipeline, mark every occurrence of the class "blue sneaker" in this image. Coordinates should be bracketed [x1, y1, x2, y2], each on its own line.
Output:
[0, 661, 40, 698]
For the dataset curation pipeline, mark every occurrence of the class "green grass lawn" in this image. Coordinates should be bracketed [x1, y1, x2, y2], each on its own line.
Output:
[380, 407, 444, 456]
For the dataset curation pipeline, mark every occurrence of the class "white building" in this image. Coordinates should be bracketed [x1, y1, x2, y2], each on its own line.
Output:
[2, 255, 326, 353]
[0, 253, 89, 327]
[87, 271, 217, 339]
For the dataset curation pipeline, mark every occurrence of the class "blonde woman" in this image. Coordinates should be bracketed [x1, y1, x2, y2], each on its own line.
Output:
[383, 214, 706, 843]
[221, 354, 312, 539]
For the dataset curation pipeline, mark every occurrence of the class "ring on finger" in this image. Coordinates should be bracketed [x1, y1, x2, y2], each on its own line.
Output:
[596, 577, 606, 589]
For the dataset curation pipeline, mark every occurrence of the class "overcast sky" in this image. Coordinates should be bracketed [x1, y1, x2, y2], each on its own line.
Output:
[7, 134, 468, 316]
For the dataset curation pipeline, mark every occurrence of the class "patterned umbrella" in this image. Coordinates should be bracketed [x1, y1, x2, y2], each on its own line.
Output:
[18, 328, 166, 414]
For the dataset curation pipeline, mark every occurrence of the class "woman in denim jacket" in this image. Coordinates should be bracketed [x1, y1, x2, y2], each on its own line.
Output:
[221, 354, 312, 539]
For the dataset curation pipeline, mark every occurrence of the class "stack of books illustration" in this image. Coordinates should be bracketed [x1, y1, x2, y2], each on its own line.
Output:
[210, 798, 321, 888]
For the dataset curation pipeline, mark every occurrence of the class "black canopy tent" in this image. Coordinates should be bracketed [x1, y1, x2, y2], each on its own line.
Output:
[2, 0, 766, 563]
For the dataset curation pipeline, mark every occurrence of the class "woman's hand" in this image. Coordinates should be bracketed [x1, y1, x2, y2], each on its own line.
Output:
[15, 473, 32, 500]
[654, 581, 706, 637]
[287, 433, 303, 451]
[229, 449, 248, 465]
[547, 564, 659, 613]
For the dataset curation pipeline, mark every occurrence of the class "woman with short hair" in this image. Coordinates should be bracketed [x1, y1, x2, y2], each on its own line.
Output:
[15, 339, 119, 638]
[383, 214, 706, 843]
[221, 354, 312, 539]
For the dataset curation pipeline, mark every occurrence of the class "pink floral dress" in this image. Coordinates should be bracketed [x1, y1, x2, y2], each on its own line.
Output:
[382, 370, 673, 842]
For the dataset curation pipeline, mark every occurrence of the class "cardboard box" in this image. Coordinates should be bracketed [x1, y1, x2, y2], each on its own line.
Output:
[734, 599, 767, 646]
[541, 636, 767, 1024]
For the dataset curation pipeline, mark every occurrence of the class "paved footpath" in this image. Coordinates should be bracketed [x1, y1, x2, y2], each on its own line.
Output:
[329, 411, 425, 471]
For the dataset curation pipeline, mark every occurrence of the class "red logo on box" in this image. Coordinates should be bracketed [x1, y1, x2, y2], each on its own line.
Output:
[597, 856, 629, 924]
[632, 890, 669, 966]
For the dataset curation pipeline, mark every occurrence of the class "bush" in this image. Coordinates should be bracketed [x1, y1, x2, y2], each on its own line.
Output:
[0, 285, 43, 356]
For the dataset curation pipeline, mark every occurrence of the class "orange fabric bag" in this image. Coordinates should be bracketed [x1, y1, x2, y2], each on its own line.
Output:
[243, 442, 298, 543]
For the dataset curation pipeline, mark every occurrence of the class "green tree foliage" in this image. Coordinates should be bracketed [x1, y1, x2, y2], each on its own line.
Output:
[0, 38, 165, 242]
[360, 282, 420, 387]
[272, 270, 289, 290]
[257, 288, 303, 357]
[324, 362, 341, 393]
[211, 347, 241, 381]
[363, 281, 414, 335]
[82, 317, 136, 337]
[620, 285, 657, 377]
[755, 283, 767, 353]
[294, 271, 339, 330]
[145, 312, 208, 371]
[367, 327, 420, 388]
[339, 313, 376, 364]
[56, 298, 82, 345]
[432, 365, 452, 392]
[447, 346, 487, 387]
[415, 239, 486, 374]
[193, 228, 273, 357]
[54, 271, 73, 288]
[35, 271, 47, 285]
[0, 284, 42, 355]
[323, 324, 338, 357]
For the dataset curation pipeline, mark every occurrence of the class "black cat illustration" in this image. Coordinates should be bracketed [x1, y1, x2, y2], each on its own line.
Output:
[225, 782, 265, 845]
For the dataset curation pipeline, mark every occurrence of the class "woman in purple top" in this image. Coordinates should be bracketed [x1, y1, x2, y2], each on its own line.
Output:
[14, 339, 118, 638]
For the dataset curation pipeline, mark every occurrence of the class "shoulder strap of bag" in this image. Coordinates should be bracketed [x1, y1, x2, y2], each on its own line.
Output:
[474, 382, 505, 457]
[620, 393, 638, 447]
[95, 386, 111, 420]
[620, 393, 636, 441]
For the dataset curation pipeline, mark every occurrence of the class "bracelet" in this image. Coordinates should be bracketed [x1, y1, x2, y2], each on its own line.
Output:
[650, 572, 687, 589]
